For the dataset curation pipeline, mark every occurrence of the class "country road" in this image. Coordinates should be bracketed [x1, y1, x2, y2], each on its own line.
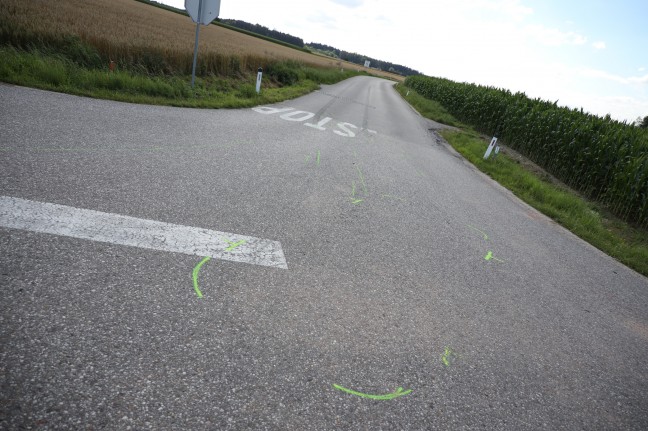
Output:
[1, 77, 647, 429]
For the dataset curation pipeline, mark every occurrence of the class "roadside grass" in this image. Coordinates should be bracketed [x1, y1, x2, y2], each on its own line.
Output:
[0, 0, 395, 107]
[397, 85, 648, 277]
[0, 0, 402, 81]
[394, 83, 466, 128]
[0, 47, 356, 108]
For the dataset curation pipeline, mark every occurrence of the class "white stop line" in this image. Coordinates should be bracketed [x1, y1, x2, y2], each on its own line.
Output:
[0, 196, 288, 269]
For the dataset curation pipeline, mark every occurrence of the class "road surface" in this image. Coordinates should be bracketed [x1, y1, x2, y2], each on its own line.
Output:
[1, 77, 647, 429]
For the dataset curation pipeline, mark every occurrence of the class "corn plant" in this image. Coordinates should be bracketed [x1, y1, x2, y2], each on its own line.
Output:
[406, 75, 648, 226]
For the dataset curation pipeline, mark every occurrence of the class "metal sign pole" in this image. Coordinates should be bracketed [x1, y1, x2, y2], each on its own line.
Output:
[190, 0, 204, 88]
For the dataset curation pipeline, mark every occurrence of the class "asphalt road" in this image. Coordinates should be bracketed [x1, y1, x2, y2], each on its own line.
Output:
[1, 77, 647, 430]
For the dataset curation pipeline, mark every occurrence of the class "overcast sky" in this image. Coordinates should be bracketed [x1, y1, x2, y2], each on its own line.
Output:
[160, 0, 648, 123]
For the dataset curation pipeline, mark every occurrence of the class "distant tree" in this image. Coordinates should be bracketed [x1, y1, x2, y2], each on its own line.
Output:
[640, 115, 648, 129]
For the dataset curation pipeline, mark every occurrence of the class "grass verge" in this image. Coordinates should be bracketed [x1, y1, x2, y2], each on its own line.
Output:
[0, 47, 359, 108]
[397, 84, 648, 277]
[395, 83, 466, 128]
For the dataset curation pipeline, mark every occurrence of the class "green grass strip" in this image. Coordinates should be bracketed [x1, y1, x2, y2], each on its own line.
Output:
[192, 256, 211, 298]
[440, 130, 648, 276]
[332, 384, 412, 400]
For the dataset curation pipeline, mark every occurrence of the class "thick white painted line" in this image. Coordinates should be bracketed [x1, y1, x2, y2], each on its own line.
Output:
[0, 196, 288, 269]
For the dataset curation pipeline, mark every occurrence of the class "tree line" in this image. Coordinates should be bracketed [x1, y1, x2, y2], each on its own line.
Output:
[220, 19, 305, 48]
[307, 42, 420, 76]
[217, 20, 420, 76]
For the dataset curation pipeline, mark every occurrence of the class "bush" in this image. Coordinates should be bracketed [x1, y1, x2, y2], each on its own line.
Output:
[266, 61, 299, 85]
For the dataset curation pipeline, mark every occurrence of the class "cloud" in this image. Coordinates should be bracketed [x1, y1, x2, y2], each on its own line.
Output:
[592, 41, 606, 50]
[329, 0, 364, 7]
[629, 74, 648, 84]
[580, 68, 648, 85]
[524, 24, 587, 46]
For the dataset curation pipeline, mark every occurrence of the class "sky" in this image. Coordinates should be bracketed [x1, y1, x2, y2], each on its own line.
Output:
[161, 0, 648, 123]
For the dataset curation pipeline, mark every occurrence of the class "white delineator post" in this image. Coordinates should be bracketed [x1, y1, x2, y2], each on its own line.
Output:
[256, 67, 263, 94]
[484, 136, 498, 160]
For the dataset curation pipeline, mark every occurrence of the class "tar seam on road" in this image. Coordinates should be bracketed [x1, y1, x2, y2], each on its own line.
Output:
[0, 196, 288, 269]
[333, 384, 412, 400]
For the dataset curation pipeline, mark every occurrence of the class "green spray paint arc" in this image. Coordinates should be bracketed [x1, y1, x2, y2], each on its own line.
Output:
[192, 256, 211, 298]
[468, 225, 489, 241]
[333, 384, 412, 400]
[441, 347, 455, 366]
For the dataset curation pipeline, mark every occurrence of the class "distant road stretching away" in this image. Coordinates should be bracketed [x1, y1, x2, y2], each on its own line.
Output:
[1, 79, 647, 429]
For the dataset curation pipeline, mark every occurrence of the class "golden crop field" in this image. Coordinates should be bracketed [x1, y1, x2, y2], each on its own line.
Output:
[0, 0, 402, 80]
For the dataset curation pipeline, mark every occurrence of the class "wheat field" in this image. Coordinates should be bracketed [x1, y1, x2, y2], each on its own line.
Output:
[0, 0, 402, 80]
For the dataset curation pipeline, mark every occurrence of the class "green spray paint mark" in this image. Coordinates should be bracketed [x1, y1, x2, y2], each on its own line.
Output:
[192, 256, 211, 298]
[223, 238, 247, 251]
[351, 198, 364, 205]
[468, 225, 489, 241]
[316, 150, 321, 166]
[351, 181, 357, 197]
[305, 155, 311, 163]
[333, 384, 412, 400]
[441, 347, 456, 366]
[355, 166, 368, 194]
[415, 169, 425, 177]
[484, 251, 504, 262]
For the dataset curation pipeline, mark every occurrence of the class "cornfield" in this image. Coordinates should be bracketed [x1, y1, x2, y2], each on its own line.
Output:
[405, 75, 648, 226]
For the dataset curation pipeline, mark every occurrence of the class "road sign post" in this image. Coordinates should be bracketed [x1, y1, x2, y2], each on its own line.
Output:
[185, 0, 221, 88]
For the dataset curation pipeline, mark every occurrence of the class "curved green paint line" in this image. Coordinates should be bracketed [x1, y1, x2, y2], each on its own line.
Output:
[225, 239, 247, 251]
[441, 347, 453, 366]
[316, 150, 321, 166]
[192, 256, 211, 298]
[355, 166, 368, 194]
[468, 225, 488, 241]
[351, 198, 364, 205]
[333, 384, 412, 400]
